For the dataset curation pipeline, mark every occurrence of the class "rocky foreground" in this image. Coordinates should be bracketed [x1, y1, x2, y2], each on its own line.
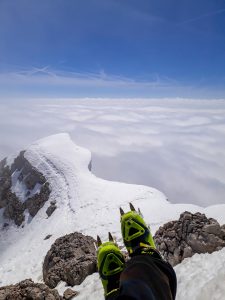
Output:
[0, 279, 79, 300]
[154, 211, 225, 266]
[0, 212, 225, 299]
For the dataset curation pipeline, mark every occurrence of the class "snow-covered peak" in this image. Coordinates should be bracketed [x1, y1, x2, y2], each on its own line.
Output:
[25, 133, 92, 174]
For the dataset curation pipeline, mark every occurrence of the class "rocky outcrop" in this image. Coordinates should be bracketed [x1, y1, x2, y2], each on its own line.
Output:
[0, 159, 11, 204]
[0, 151, 51, 226]
[2, 191, 25, 226]
[154, 211, 225, 266]
[43, 232, 97, 288]
[0, 279, 62, 300]
[25, 184, 51, 218]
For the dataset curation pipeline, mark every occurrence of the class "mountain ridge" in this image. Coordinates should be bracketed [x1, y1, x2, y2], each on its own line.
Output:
[1, 133, 225, 299]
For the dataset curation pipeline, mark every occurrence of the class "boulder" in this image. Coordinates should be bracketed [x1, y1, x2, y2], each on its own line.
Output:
[43, 232, 97, 288]
[154, 211, 225, 266]
[63, 288, 78, 299]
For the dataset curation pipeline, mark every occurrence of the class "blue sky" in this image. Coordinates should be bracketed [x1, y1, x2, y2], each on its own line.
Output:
[0, 0, 225, 98]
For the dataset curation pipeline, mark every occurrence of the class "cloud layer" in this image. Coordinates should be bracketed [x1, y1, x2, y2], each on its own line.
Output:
[0, 98, 225, 207]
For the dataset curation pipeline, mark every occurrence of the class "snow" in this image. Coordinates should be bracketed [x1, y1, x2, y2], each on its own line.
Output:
[6, 153, 18, 167]
[175, 248, 225, 300]
[0, 133, 225, 299]
[57, 273, 104, 300]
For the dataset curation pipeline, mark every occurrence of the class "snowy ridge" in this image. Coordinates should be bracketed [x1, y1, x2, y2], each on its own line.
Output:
[1, 133, 225, 299]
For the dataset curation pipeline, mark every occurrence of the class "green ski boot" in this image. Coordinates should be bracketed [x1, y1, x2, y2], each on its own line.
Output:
[97, 233, 125, 298]
[120, 203, 160, 257]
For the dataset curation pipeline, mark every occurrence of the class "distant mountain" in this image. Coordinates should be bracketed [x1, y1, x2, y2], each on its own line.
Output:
[0, 133, 225, 299]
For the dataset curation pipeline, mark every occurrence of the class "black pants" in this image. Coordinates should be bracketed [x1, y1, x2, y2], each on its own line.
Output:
[108, 255, 177, 300]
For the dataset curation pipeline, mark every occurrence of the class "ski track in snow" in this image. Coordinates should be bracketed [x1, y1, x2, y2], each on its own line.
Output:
[1, 133, 225, 300]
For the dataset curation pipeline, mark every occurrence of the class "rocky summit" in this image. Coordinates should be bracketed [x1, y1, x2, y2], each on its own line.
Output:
[154, 211, 225, 266]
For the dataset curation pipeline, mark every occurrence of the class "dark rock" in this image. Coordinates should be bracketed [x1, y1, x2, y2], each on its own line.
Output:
[46, 200, 57, 217]
[10, 151, 26, 172]
[43, 232, 97, 288]
[63, 288, 78, 299]
[0, 151, 51, 226]
[25, 183, 51, 217]
[187, 234, 207, 253]
[3, 191, 25, 226]
[183, 246, 192, 258]
[44, 235, 53, 240]
[181, 212, 192, 220]
[0, 164, 11, 203]
[0, 157, 6, 169]
[154, 211, 225, 266]
[220, 229, 225, 239]
[88, 160, 92, 171]
[166, 230, 176, 238]
[0, 278, 62, 300]
[26, 190, 31, 197]
[24, 172, 46, 190]
[159, 241, 167, 251]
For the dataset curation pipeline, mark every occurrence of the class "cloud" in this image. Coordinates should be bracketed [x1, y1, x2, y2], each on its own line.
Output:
[0, 98, 225, 207]
[1, 66, 225, 99]
[0, 67, 174, 89]
[180, 8, 225, 25]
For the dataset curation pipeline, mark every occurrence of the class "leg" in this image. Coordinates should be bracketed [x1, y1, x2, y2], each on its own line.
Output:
[97, 204, 177, 300]
[116, 204, 177, 300]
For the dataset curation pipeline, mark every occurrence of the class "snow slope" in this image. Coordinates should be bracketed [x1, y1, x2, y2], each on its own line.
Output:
[1, 133, 225, 299]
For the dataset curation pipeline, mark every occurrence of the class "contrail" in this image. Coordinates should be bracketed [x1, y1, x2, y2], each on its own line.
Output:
[180, 8, 225, 24]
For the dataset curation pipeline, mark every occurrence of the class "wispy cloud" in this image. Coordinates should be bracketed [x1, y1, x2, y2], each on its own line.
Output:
[0, 66, 175, 89]
[180, 8, 225, 24]
[1, 66, 224, 99]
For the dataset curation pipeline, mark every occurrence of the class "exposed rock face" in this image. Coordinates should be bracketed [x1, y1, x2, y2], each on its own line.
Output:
[0, 159, 11, 205]
[2, 192, 25, 226]
[43, 232, 97, 288]
[0, 151, 51, 226]
[154, 211, 225, 266]
[0, 279, 62, 300]
[25, 184, 51, 218]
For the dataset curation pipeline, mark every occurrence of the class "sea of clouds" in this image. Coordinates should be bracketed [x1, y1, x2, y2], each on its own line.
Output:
[0, 98, 225, 207]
